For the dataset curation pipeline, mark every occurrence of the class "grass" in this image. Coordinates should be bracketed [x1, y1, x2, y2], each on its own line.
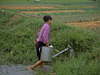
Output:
[1, 3, 99, 23]
[0, 0, 100, 6]
[51, 49, 100, 75]
[0, 0, 94, 3]
[0, 0, 100, 75]
[0, 9, 100, 64]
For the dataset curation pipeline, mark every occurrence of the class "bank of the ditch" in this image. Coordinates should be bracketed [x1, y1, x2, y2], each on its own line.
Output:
[0, 10, 100, 75]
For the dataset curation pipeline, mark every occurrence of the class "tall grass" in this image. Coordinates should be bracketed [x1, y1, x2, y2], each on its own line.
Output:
[0, 2, 100, 74]
[0, 9, 100, 64]
[0, 0, 94, 3]
[50, 49, 100, 75]
[0, 0, 100, 6]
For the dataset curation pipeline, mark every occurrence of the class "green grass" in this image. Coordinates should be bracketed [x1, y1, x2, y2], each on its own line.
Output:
[1, 1, 99, 23]
[1, 2, 99, 23]
[0, 9, 100, 62]
[0, 1, 100, 75]
[50, 49, 100, 75]
[0, 0, 94, 3]
[0, 0, 100, 6]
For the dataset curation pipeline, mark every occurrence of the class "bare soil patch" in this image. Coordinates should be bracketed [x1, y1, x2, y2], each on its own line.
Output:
[68, 6, 96, 8]
[52, 5, 96, 8]
[0, 5, 96, 9]
[81, 6, 96, 8]
[67, 21, 100, 29]
[21, 10, 84, 13]
[0, 6, 55, 9]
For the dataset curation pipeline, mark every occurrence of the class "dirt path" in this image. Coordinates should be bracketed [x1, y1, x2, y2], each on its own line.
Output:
[0, 6, 96, 9]
[21, 10, 84, 13]
[0, 6, 55, 9]
[66, 6, 96, 8]
[0, 64, 51, 75]
[67, 21, 100, 29]
[81, 6, 96, 8]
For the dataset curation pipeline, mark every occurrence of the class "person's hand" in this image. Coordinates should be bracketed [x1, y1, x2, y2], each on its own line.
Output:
[34, 39, 37, 44]
[34, 41, 36, 44]
[46, 43, 49, 47]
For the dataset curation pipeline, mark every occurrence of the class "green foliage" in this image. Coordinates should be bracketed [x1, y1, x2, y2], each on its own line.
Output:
[50, 47, 100, 75]
[0, 0, 93, 3]
[0, 8, 100, 63]
[0, 0, 100, 6]
[0, 1, 100, 75]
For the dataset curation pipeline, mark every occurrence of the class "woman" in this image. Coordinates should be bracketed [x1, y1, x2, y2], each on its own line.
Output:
[28, 15, 52, 70]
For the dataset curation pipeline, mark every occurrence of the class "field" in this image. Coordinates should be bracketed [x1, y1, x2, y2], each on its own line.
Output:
[0, 0, 100, 75]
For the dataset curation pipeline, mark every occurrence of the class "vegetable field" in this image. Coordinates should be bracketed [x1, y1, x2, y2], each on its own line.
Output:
[0, 0, 100, 75]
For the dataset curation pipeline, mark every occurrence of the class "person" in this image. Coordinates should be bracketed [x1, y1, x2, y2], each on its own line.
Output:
[28, 15, 52, 70]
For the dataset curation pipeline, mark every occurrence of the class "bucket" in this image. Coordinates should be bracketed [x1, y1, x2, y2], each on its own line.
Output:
[41, 46, 53, 62]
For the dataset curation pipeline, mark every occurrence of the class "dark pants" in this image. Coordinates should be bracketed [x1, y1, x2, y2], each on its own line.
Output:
[36, 41, 46, 60]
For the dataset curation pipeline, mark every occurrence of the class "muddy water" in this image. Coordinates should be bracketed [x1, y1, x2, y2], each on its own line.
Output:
[0, 64, 51, 75]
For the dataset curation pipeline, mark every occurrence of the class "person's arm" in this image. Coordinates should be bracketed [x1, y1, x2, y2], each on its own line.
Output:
[45, 43, 49, 47]
[34, 38, 37, 44]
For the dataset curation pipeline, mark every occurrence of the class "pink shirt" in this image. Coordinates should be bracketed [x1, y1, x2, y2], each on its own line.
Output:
[36, 23, 50, 45]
